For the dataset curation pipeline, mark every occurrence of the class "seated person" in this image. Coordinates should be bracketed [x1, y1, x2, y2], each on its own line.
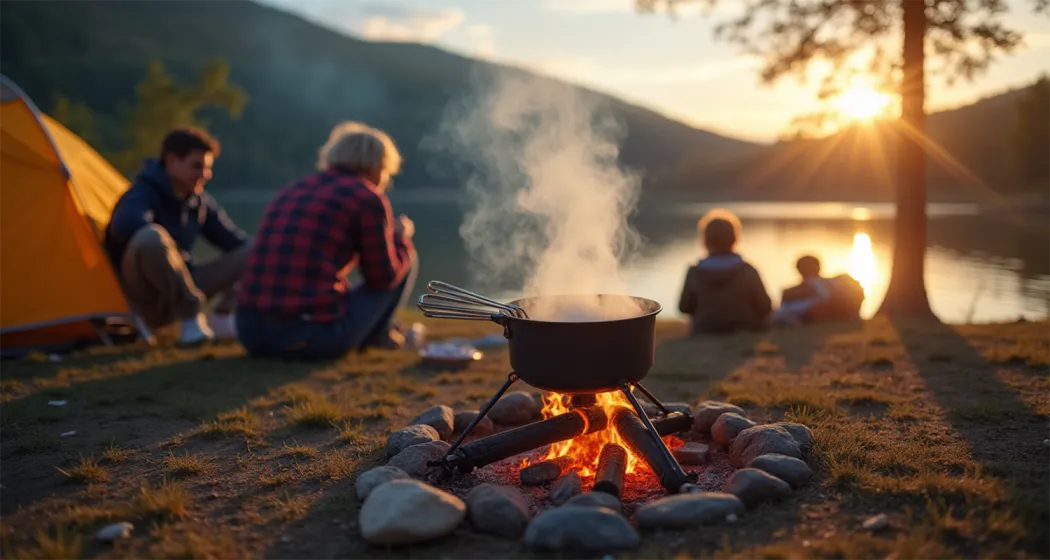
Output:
[235, 122, 417, 360]
[678, 209, 772, 334]
[774, 255, 864, 326]
[103, 128, 251, 346]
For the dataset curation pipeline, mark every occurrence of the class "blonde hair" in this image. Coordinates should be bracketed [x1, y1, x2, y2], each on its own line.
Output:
[698, 208, 742, 253]
[317, 121, 402, 175]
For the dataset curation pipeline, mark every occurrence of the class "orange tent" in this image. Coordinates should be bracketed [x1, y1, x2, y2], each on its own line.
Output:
[0, 75, 150, 355]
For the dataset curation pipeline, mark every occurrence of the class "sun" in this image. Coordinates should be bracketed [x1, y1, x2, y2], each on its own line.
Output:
[835, 84, 891, 120]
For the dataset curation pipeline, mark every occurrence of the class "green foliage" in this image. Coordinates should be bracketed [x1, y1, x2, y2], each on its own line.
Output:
[1009, 74, 1050, 189]
[50, 95, 101, 147]
[111, 59, 247, 175]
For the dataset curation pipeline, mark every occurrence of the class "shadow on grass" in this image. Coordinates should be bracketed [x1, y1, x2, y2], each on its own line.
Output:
[0, 348, 321, 516]
[894, 318, 1050, 555]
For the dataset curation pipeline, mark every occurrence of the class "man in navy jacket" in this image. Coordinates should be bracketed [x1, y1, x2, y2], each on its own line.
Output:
[104, 128, 250, 346]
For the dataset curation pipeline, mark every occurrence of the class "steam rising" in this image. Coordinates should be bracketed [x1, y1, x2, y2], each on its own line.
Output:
[434, 72, 644, 321]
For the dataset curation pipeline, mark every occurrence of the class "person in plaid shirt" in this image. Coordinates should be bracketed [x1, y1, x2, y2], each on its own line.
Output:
[235, 122, 417, 359]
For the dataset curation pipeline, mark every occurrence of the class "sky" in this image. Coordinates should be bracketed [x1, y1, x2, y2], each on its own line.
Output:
[257, 0, 1050, 143]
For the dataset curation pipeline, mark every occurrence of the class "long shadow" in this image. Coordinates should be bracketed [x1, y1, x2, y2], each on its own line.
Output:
[893, 318, 1050, 554]
[0, 348, 319, 516]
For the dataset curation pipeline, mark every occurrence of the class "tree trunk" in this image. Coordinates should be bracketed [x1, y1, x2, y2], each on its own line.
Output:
[877, 0, 935, 319]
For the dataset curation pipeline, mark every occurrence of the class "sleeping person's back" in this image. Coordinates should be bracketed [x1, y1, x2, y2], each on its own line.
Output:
[677, 210, 772, 334]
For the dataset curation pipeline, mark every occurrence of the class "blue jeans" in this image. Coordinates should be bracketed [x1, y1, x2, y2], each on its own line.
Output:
[236, 260, 418, 360]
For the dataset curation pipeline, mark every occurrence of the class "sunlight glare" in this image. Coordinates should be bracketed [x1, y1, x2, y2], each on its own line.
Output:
[848, 232, 877, 296]
[835, 84, 891, 120]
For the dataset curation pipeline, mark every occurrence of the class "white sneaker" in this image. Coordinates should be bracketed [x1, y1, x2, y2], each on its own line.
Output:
[179, 313, 214, 346]
[208, 313, 237, 341]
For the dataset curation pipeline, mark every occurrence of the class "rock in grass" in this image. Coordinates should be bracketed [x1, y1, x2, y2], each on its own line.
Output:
[747, 453, 812, 489]
[523, 506, 639, 552]
[95, 521, 133, 543]
[359, 479, 466, 545]
[550, 471, 582, 505]
[729, 425, 802, 467]
[409, 405, 455, 440]
[387, 441, 450, 479]
[385, 425, 439, 458]
[355, 466, 410, 501]
[775, 422, 815, 451]
[466, 483, 532, 538]
[692, 401, 747, 435]
[712, 413, 757, 446]
[862, 513, 890, 531]
[563, 491, 621, 512]
[636, 492, 745, 529]
[672, 442, 711, 465]
[723, 468, 792, 509]
[453, 410, 494, 438]
[489, 392, 540, 425]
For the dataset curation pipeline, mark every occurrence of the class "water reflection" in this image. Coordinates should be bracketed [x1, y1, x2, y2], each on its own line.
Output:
[848, 232, 879, 308]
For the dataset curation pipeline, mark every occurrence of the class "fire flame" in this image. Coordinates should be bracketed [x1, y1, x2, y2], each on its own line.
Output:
[525, 391, 642, 477]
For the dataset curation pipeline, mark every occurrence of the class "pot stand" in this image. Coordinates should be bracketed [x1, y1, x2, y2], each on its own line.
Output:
[431, 372, 698, 494]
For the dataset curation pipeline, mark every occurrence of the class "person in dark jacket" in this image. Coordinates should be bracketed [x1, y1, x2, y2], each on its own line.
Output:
[104, 128, 250, 346]
[234, 121, 416, 360]
[678, 209, 772, 334]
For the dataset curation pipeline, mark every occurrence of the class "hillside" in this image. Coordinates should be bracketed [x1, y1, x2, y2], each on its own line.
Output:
[668, 82, 1045, 202]
[0, 0, 757, 191]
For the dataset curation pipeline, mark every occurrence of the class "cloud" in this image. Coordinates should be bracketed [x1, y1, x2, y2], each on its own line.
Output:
[542, 0, 739, 16]
[1023, 31, 1050, 50]
[462, 24, 496, 58]
[360, 7, 466, 42]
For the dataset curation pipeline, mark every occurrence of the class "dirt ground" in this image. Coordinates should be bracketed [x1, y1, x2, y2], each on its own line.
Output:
[1, 315, 1047, 559]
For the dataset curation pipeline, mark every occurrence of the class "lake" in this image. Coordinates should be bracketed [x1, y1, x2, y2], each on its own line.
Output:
[213, 190, 1050, 325]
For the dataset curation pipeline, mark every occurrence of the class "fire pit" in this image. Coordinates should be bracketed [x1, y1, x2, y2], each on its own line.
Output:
[417, 281, 700, 495]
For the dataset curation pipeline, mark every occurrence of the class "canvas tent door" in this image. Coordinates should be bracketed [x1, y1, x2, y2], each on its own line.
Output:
[0, 75, 147, 354]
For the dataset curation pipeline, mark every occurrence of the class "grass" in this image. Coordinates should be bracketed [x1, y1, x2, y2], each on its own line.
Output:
[0, 315, 1046, 559]
[163, 450, 209, 477]
[55, 456, 108, 484]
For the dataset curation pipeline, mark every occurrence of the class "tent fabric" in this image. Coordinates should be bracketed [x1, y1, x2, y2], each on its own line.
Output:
[0, 75, 140, 352]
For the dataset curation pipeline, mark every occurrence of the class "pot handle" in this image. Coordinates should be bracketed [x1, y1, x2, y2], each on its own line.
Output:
[416, 295, 509, 326]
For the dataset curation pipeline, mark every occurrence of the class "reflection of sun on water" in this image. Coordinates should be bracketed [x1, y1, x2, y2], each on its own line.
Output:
[848, 232, 877, 296]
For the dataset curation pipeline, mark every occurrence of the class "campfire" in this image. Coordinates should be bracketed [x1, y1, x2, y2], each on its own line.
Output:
[418, 281, 700, 496]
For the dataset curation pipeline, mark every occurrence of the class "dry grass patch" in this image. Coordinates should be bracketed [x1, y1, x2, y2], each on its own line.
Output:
[267, 491, 312, 521]
[55, 455, 108, 484]
[52, 503, 125, 528]
[260, 470, 296, 488]
[131, 479, 189, 521]
[101, 442, 131, 463]
[200, 407, 258, 439]
[163, 450, 209, 477]
[285, 398, 343, 429]
[147, 525, 244, 559]
[282, 441, 318, 460]
[314, 449, 358, 480]
[3, 527, 83, 560]
[160, 434, 188, 448]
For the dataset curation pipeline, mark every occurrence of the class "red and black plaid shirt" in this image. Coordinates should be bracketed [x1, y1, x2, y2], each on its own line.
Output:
[237, 167, 414, 322]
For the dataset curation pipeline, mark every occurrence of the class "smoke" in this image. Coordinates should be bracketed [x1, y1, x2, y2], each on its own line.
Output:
[432, 70, 644, 321]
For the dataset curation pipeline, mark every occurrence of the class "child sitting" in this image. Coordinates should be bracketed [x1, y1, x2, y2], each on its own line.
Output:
[678, 209, 772, 334]
[774, 255, 864, 326]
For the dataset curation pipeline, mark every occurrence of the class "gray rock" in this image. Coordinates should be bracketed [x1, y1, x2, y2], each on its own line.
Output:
[692, 401, 747, 434]
[466, 483, 532, 538]
[409, 405, 455, 440]
[385, 425, 440, 458]
[355, 466, 410, 501]
[359, 479, 466, 545]
[95, 521, 133, 543]
[489, 391, 540, 425]
[523, 506, 639, 552]
[387, 441, 451, 479]
[747, 453, 812, 489]
[712, 413, 757, 446]
[775, 422, 815, 451]
[729, 425, 802, 467]
[723, 468, 792, 509]
[550, 471, 582, 505]
[862, 513, 889, 531]
[453, 410, 494, 438]
[665, 402, 693, 415]
[672, 442, 711, 465]
[563, 491, 621, 512]
[636, 492, 745, 529]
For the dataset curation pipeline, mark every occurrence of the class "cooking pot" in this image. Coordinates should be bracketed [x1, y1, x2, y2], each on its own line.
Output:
[417, 282, 662, 394]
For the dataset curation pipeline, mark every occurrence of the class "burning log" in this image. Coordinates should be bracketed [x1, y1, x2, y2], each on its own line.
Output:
[612, 408, 692, 494]
[649, 411, 692, 436]
[520, 456, 575, 486]
[445, 406, 608, 473]
[592, 443, 627, 499]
